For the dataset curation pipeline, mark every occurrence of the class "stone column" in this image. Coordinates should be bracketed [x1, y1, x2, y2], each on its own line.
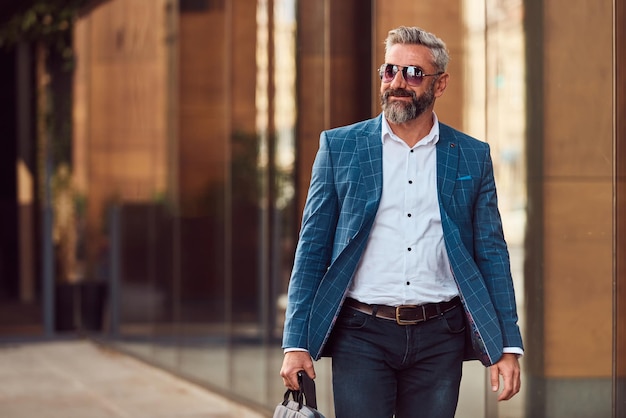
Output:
[524, 1, 615, 416]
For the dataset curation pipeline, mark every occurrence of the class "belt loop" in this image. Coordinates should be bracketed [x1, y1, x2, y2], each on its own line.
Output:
[371, 305, 379, 318]
[435, 303, 442, 316]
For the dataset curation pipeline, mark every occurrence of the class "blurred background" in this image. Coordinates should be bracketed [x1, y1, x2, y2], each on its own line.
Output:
[0, 0, 624, 417]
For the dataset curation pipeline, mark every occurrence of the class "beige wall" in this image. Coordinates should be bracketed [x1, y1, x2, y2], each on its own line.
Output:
[618, 0, 626, 393]
[540, 0, 613, 378]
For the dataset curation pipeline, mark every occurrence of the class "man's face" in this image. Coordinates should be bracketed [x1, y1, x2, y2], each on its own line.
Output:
[379, 44, 447, 124]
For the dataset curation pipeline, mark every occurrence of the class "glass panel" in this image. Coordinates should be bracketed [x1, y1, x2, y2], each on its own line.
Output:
[228, 0, 298, 407]
[175, 0, 230, 391]
[229, 0, 268, 401]
[70, 0, 177, 365]
[484, 1, 527, 417]
[461, 1, 527, 416]
[459, 2, 490, 415]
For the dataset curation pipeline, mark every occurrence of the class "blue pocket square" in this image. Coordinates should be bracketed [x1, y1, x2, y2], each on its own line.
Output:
[457, 175, 472, 181]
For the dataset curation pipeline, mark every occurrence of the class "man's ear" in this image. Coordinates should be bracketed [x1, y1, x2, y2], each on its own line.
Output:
[434, 73, 449, 98]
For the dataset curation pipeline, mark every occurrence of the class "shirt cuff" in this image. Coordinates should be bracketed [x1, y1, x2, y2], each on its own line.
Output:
[284, 347, 309, 354]
[503, 347, 524, 357]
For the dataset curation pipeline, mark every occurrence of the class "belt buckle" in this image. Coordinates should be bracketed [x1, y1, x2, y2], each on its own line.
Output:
[395, 304, 426, 325]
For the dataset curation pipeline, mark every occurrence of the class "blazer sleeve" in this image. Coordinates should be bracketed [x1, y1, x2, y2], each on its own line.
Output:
[282, 132, 339, 350]
[472, 147, 523, 349]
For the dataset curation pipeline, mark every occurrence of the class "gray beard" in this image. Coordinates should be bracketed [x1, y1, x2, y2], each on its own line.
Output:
[381, 86, 435, 124]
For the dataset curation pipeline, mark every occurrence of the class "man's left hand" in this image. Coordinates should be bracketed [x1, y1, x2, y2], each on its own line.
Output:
[490, 353, 521, 401]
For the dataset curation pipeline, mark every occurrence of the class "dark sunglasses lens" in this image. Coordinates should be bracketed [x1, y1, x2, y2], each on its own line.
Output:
[404, 66, 423, 85]
[383, 64, 396, 81]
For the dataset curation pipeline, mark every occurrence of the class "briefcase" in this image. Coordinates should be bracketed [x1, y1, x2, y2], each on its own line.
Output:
[273, 372, 325, 418]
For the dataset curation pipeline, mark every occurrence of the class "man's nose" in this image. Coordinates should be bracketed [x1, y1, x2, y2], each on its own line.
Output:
[389, 68, 407, 89]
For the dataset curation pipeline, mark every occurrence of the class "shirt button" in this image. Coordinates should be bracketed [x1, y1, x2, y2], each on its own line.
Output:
[407, 213, 412, 217]
[408, 180, 413, 184]
[407, 248, 412, 251]
[406, 281, 410, 285]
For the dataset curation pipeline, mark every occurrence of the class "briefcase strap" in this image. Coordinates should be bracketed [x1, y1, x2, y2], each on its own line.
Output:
[298, 372, 318, 409]
[281, 372, 318, 410]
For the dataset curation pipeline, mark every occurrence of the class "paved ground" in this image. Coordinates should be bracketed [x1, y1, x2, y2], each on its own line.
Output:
[0, 339, 269, 418]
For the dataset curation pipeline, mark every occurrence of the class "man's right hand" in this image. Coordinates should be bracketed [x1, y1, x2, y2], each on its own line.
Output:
[280, 351, 316, 390]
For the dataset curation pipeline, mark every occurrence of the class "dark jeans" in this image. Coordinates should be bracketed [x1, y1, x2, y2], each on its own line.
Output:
[328, 303, 466, 418]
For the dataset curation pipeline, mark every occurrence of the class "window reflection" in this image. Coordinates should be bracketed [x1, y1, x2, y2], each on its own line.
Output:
[460, 1, 527, 416]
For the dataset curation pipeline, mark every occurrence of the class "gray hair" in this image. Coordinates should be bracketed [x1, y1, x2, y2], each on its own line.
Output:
[384, 26, 450, 72]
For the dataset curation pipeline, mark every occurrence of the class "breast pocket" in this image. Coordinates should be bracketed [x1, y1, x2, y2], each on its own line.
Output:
[452, 175, 477, 210]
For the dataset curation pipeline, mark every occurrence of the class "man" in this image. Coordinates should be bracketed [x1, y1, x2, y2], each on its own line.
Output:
[280, 26, 523, 418]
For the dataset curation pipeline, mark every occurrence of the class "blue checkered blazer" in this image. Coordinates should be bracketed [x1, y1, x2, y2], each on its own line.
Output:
[282, 115, 523, 366]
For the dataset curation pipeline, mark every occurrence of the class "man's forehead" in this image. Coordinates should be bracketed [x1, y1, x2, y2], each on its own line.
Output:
[385, 44, 433, 66]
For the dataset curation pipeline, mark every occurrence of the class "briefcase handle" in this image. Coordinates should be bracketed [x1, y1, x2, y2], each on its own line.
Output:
[297, 371, 318, 409]
[281, 371, 318, 410]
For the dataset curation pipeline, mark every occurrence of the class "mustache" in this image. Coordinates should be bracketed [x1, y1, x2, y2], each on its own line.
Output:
[383, 89, 416, 99]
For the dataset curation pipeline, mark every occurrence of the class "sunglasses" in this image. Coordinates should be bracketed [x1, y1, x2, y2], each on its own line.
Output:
[379, 63, 443, 86]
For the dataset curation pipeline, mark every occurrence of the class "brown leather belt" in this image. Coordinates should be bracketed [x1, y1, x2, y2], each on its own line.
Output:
[344, 296, 461, 325]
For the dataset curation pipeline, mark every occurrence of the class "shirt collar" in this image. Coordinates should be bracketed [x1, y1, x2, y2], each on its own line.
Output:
[381, 112, 440, 147]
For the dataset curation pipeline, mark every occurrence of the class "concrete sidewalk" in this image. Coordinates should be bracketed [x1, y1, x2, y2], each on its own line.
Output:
[0, 339, 269, 418]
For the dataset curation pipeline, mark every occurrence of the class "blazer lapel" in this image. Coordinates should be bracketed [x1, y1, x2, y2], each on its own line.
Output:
[357, 119, 383, 222]
[437, 125, 459, 208]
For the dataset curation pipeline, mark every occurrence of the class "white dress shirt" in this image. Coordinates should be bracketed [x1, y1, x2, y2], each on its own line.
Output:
[347, 112, 459, 306]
